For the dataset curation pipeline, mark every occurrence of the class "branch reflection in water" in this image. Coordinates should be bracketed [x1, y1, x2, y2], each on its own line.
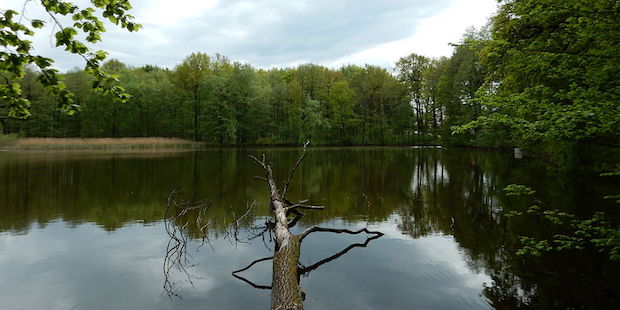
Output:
[162, 193, 383, 303]
[232, 219, 383, 290]
[163, 191, 213, 299]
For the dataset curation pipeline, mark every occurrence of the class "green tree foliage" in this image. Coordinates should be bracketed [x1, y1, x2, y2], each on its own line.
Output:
[504, 183, 620, 262]
[169, 52, 212, 140]
[327, 79, 356, 144]
[395, 53, 430, 139]
[478, 0, 620, 264]
[421, 57, 447, 137]
[437, 29, 497, 146]
[394, 42, 491, 146]
[1, 0, 141, 119]
[454, 0, 620, 165]
[6, 56, 416, 145]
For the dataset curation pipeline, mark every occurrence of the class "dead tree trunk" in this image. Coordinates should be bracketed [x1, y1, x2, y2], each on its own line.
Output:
[247, 142, 382, 310]
[250, 149, 312, 310]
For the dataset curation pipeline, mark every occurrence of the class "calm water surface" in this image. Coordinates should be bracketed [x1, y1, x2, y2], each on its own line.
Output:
[0, 147, 618, 309]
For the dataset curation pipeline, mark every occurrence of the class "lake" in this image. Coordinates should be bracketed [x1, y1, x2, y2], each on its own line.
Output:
[0, 147, 618, 309]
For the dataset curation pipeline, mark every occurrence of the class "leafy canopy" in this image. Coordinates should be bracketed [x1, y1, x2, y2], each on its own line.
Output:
[453, 0, 620, 151]
[1, 0, 141, 118]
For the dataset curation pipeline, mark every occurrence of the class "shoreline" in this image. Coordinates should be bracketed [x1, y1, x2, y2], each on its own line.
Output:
[0, 137, 447, 150]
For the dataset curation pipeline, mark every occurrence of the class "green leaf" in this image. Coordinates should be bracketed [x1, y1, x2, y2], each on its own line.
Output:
[503, 184, 536, 196]
[31, 20, 45, 29]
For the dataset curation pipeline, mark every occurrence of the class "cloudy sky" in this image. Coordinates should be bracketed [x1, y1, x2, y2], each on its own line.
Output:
[6, 0, 497, 71]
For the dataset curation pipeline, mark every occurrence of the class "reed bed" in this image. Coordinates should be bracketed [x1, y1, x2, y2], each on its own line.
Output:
[2, 137, 203, 150]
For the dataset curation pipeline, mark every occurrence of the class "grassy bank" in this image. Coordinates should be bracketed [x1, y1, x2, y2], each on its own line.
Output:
[0, 137, 204, 150]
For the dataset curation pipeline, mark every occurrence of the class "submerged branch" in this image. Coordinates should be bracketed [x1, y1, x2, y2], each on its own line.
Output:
[287, 212, 303, 228]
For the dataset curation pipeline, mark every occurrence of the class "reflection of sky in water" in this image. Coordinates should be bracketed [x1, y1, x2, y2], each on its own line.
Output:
[1, 148, 616, 308]
[0, 218, 491, 310]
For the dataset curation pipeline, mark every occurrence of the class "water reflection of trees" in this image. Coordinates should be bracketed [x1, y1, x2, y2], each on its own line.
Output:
[0, 148, 461, 232]
[396, 148, 619, 309]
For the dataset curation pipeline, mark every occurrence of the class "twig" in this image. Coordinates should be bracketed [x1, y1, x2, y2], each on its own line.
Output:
[249, 154, 268, 171]
[228, 201, 256, 245]
[286, 204, 325, 213]
[282, 140, 309, 198]
[361, 192, 371, 208]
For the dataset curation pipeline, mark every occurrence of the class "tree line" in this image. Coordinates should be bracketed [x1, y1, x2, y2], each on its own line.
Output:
[2, 26, 498, 147]
[1, 55, 410, 145]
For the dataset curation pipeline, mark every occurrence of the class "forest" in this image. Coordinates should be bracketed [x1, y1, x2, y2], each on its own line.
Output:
[3, 49, 465, 147]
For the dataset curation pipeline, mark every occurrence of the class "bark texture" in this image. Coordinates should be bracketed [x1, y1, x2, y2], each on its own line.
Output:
[271, 234, 303, 310]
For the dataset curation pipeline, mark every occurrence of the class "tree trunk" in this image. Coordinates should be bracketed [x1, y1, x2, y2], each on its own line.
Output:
[271, 235, 303, 309]
[245, 145, 382, 309]
[254, 156, 305, 309]
[194, 90, 199, 141]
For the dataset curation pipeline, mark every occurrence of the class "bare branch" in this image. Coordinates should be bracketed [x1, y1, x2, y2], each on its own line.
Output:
[300, 226, 383, 241]
[227, 201, 257, 245]
[282, 140, 310, 198]
[361, 192, 371, 208]
[283, 198, 309, 206]
[236, 150, 386, 309]
[235, 201, 256, 228]
[232, 256, 274, 274]
[249, 154, 268, 170]
[287, 204, 325, 212]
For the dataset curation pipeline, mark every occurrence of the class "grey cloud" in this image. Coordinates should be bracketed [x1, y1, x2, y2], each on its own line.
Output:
[163, 0, 452, 67]
[23, 0, 454, 70]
